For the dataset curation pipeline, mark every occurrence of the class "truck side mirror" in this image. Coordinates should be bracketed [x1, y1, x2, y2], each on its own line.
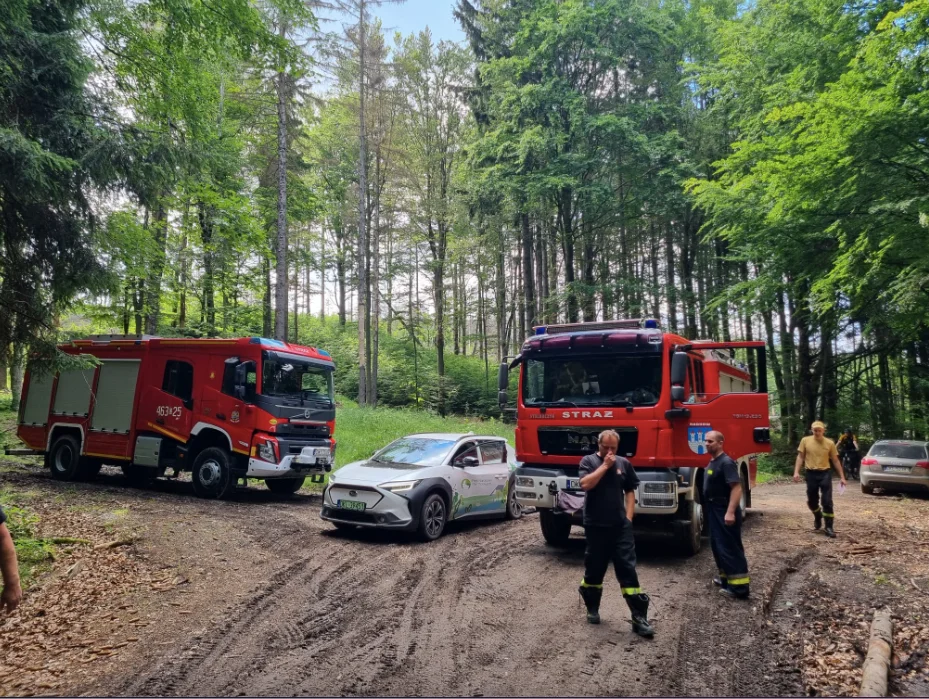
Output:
[670, 351, 689, 388]
[234, 362, 253, 402]
[498, 363, 509, 409]
[671, 385, 685, 403]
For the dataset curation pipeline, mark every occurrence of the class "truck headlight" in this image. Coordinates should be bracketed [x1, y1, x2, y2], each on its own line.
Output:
[258, 441, 276, 463]
[380, 480, 420, 493]
[643, 482, 674, 493]
[516, 477, 534, 487]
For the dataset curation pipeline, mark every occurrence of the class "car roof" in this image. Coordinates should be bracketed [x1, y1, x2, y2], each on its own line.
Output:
[404, 432, 507, 443]
[873, 439, 928, 446]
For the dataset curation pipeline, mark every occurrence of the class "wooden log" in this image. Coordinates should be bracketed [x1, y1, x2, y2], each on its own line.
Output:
[859, 608, 893, 697]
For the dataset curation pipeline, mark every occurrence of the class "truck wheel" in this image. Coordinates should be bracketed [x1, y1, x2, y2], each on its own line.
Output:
[418, 493, 447, 542]
[676, 491, 704, 556]
[505, 478, 523, 520]
[739, 468, 749, 517]
[191, 447, 235, 500]
[539, 509, 572, 546]
[265, 477, 306, 496]
[49, 435, 84, 481]
[121, 464, 157, 487]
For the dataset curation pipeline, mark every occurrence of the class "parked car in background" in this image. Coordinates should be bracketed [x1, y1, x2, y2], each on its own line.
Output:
[321, 433, 523, 541]
[860, 440, 929, 494]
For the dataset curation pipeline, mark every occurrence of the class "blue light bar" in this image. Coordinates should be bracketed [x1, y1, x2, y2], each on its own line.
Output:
[644, 319, 660, 329]
[535, 326, 547, 335]
[317, 349, 332, 358]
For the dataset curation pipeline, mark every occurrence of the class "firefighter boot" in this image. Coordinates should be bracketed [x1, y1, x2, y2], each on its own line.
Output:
[625, 593, 655, 638]
[813, 509, 823, 530]
[578, 585, 602, 624]
[824, 515, 836, 538]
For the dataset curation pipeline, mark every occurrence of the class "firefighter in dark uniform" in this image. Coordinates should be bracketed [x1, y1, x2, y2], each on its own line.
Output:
[577, 429, 654, 637]
[703, 430, 750, 599]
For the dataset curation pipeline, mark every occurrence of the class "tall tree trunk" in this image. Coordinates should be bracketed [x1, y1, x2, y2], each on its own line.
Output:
[495, 227, 506, 360]
[9, 341, 24, 412]
[198, 202, 216, 336]
[274, 19, 289, 342]
[145, 202, 167, 334]
[521, 213, 537, 328]
[262, 254, 272, 337]
[665, 222, 678, 333]
[356, 0, 369, 406]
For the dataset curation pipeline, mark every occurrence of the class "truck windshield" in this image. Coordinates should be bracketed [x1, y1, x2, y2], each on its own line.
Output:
[523, 354, 662, 407]
[261, 353, 334, 404]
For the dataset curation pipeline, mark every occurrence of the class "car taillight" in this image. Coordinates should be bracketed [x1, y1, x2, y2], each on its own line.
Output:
[916, 460, 929, 469]
[861, 457, 878, 465]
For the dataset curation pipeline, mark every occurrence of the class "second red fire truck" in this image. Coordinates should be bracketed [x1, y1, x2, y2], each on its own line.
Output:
[500, 319, 771, 554]
[15, 336, 336, 499]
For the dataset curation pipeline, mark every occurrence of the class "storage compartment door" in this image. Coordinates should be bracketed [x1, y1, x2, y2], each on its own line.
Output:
[52, 368, 97, 417]
[91, 360, 141, 434]
[21, 373, 55, 426]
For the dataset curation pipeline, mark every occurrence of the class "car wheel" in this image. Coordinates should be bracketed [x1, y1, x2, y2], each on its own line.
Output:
[861, 482, 875, 495]
[265, 477, 306, 496]
[49, 435, 83, 481]
[418, 493, 447, 542]
[505, 478, 523, 520]
[191, 447, 235, 500]
[539, 508, 572, 546]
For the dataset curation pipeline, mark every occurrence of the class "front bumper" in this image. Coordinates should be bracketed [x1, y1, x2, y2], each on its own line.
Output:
[320, 483, 417, 530]
[861, 470, 929, 492]
[246, 452, 333, 478]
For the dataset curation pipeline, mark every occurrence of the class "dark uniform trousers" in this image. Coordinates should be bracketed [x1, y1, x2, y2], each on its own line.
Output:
[806, 469, 835, 523]
[707, 497, 750, 596]
[581, 521, 642, 596]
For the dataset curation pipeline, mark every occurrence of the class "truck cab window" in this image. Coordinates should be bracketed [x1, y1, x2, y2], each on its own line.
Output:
[163, 361, 194, 405]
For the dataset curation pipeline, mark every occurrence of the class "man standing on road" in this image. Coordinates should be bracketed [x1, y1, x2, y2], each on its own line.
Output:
[0, 504, 23, 613]
[577, 430, 654, 638]
[794, 421, 847, 538]
[703, 431, 750, 599]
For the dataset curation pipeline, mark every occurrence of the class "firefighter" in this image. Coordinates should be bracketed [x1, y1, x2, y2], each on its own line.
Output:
[577, 429, 654, 638]
[794, 421, 847, 538]
[703, 431, 750, 599]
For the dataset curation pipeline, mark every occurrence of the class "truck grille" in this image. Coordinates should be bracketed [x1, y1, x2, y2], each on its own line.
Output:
[638, 482, 677, 508]
[537, 427, 638, 457]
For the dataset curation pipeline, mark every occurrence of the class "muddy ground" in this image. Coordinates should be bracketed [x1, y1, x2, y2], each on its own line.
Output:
[1, 460, 928, 697]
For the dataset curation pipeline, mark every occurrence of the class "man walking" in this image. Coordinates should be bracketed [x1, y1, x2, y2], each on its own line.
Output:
[577, 430, 654, 637]
[1, 504, 23, 613]
[703, 431, 750, 599]
[794, 421, 847, 538]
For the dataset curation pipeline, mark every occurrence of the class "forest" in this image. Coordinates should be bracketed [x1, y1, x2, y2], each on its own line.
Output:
[2, 0, 928, 441]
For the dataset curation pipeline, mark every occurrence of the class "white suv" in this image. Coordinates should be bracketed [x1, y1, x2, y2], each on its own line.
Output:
[321, 433, 523, 541]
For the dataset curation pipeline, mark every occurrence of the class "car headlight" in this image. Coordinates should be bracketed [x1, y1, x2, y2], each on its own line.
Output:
[380, 480, 420, 493]
[516, 476, 534, 487]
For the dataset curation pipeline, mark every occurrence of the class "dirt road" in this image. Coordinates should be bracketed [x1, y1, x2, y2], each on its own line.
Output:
[1, 462, 928, 697]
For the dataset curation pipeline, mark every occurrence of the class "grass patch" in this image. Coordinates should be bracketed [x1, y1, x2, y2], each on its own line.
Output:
[331, 397, 513, 470]
[0, 489, 55, 588]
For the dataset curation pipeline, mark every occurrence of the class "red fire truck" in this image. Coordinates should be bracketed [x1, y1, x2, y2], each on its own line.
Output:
[14, 336, 337, 499]
[498, 319, 770, 554]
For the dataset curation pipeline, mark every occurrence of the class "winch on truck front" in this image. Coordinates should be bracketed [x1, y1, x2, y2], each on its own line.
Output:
[498, 318, 771, 555]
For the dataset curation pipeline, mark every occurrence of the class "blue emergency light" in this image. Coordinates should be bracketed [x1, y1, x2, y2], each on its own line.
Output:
[644, 319, 660, 329]
[535, 326, 547, 335]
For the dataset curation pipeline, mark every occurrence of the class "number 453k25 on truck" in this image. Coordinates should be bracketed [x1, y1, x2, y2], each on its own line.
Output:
[12, 336, 337, 499]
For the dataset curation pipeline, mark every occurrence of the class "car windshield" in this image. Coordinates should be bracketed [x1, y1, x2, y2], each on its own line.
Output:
[261, 352, 334, 404]
[371, 437, 457, 467]
[523, 354, 662, 406]
[870, 443, 927, 460]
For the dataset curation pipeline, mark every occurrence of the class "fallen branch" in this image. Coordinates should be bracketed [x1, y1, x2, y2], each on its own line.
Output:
[911, 578, 924, 594]
[49, 537, 91, 545]
[93, 537, 134, 550]
[859, 608, 892, 697]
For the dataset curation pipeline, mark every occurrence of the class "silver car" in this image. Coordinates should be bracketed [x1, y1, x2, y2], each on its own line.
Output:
[860, 440, 929, 494]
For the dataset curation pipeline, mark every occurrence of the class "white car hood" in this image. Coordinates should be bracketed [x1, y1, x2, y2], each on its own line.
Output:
[333, 460, 435, 486]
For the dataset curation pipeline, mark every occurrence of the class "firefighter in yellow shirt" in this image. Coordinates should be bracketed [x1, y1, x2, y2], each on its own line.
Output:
[793, 421, 847, 538]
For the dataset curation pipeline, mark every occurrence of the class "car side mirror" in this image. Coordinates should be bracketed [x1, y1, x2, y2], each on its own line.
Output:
[234, 361, 254, 402]
[497, 363, 509, 391]
[462, 455, 479, 467]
